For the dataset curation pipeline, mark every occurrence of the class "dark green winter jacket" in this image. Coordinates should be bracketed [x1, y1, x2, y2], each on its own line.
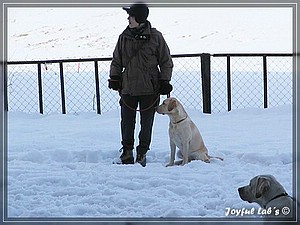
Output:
[109, 21, 173, 96]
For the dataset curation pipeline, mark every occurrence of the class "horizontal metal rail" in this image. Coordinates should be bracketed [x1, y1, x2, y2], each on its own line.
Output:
[6, 57, 113, 65]
[5, 53, 293, 114]
[212, 53, 294, 57]
[6, 53, 294, 65]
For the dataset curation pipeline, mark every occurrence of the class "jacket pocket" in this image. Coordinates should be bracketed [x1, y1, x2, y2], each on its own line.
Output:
[149, 67, 159, 92]
[138, 69, 154, 93]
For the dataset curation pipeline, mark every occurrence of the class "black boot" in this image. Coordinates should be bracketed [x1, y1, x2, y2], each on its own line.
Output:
[136, 146, 147, 167]
[136, 153, 146, 167]
[113, 147, 134, 164]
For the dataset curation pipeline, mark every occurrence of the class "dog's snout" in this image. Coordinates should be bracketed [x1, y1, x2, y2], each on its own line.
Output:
[155, 105, 164, 114]
[238, 187, 243, 195]
[238, 186, 247, 194]
[238, 186, 251, 202]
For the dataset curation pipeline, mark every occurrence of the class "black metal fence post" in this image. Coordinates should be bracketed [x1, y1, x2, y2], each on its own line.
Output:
[200, 53, 211, 114]
[94, 60, 101, 114]
[3, 63, 8, 111]
[263, 55, 268, 108]
[59, 62, 66, 114]
[37, 63, 44, 114]
[227, 55, 232, 112]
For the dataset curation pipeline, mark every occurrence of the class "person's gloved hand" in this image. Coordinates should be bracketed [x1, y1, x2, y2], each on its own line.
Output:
[159, 80, 173, 95]
[108, 76, 121, 91]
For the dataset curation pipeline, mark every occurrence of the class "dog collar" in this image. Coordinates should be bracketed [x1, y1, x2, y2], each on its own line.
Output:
[263, 192, 289, 208]
[173, 115, 188, 124]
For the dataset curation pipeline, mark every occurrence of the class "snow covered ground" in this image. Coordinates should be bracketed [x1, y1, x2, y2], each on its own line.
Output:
[7, 105, 293, 218]
[5, 4, 295, 222]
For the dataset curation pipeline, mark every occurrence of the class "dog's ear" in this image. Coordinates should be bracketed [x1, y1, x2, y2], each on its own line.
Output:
[255, 177, 271, 198]
[168, 99, 177, 111]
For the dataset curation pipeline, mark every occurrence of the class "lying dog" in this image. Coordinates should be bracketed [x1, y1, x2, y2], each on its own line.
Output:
[156, 97, 223, 166]
[238, 175, 295, 218]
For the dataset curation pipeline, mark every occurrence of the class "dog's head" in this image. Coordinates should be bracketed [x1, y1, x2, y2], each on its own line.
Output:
[238, 175, 286, 208]
[156, 97, 178, 115]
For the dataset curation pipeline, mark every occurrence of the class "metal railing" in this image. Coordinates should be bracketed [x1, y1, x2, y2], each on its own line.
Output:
[211, 53, 293, 112]
[5, 53, 293, 114]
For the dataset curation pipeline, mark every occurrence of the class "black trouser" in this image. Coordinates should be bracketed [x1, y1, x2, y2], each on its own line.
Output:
[120, 94, 159, 155]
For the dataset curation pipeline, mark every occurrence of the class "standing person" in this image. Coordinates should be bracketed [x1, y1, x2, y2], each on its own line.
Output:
[108, 2, 173, 167]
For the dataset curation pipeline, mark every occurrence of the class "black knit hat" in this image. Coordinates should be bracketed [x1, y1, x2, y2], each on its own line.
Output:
[123, 3, 149, 23]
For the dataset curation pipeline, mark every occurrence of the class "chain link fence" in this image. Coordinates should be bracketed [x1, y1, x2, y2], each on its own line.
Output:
[211, 54, 293, 112]
[6, 53, 293, 114]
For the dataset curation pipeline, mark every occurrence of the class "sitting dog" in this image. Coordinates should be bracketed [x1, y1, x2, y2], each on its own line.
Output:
[156, 97, 223, 166]
[238, 175, 295, 218]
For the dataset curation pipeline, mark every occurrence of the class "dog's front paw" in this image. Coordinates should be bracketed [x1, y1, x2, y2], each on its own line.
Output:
[180, 162, 187, 166]
[166, 162, 174, 167]
[179, 159, 189, 166]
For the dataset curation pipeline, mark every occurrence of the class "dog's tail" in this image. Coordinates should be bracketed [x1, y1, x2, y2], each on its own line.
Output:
[208, 155, 224, 161]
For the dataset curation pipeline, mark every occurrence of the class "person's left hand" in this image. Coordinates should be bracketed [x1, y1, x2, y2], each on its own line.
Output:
[159, 80, 173, 95]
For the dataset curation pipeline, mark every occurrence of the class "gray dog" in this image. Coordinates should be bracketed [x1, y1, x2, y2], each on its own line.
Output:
[238, 175, 295, 219]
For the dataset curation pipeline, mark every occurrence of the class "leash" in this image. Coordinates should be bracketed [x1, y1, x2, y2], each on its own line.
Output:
[121, 93, 171, 112]
[121, 94, 161, 112]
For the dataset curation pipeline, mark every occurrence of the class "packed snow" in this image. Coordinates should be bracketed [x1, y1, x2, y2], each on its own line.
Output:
[7, 105, 293, 218]
[5, 5, 295, 222]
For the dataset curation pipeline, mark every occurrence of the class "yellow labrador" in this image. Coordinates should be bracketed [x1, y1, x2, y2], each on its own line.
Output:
[156, 97, 223, 166]
[238, 175, 296, 218]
